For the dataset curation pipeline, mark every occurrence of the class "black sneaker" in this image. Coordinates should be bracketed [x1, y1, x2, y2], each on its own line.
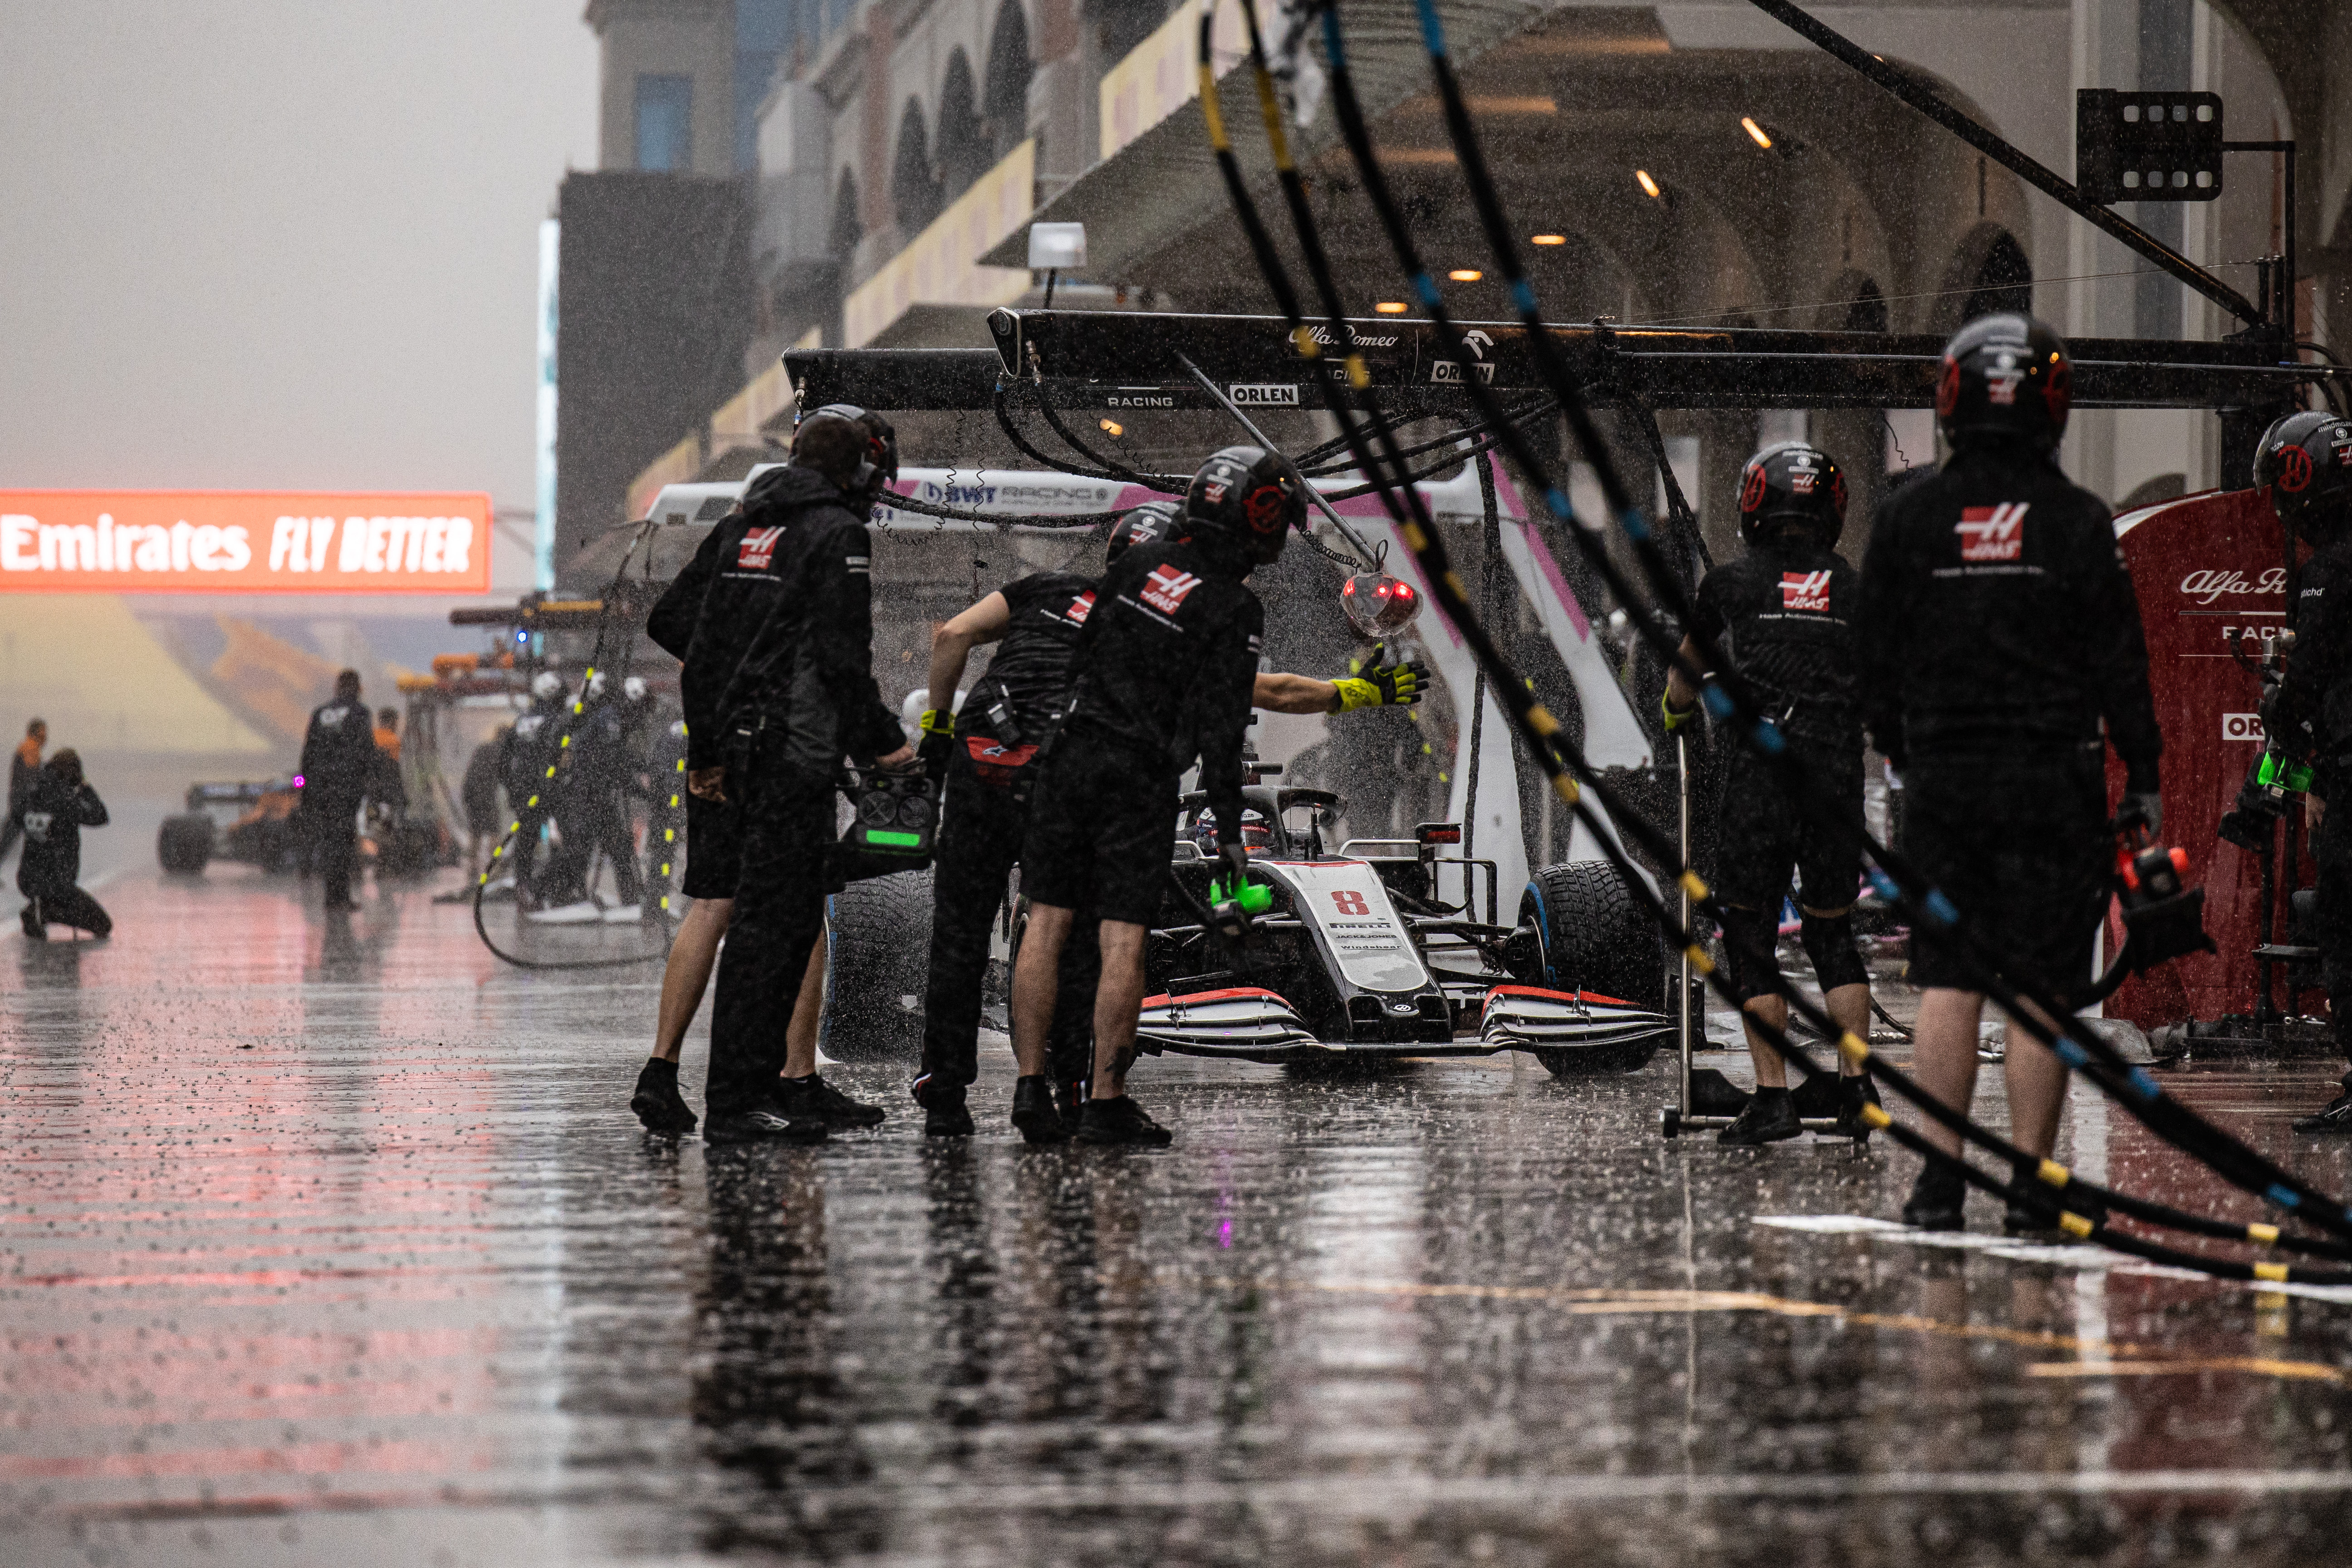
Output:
[912, 1075, 974, 1138]
[630, 1058, 697, 1134]
[2004, 1180, 2102, 1240]
[2293, 1091, 2352, 1134]
[1831, 1074, 1883, 1142]
[704, 1102, 828, 1146]
[777, 1073, 886, 1130]
[1901, 1162, 1967, 1231]
[1717, 1087, 1800, 1147]
[1011, 1074, 1069, 1145]
[1075, 1095, 1174, 1147]
[20, 904, 45, 941]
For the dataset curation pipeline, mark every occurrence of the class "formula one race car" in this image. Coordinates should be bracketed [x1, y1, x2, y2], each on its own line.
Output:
[1130, 784, 1671, 1073]
[158, 779, 303, 875]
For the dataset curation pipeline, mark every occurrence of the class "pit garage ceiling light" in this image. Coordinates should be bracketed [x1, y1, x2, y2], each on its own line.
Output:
[1531, 234, 1566, 245]
[1636, 169, 1663, 199]
[1741, 116, 1773, 149]
[1374, 301, 1410, 314]
[1449, 268, 1483, 282]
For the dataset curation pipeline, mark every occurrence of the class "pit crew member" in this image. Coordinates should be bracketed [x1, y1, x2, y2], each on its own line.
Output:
[696, 408, 913, 1144]
[1664, 441, 1877, 1146]
[298, 669, 383, 912]
[913, 501, 1426, 1137]
[1857, 313, 2162, 1233]
[2242, 413, 2352, 1132]
[1008, 446, 1296, 1147]
[0, 717, 46, 868]
[17, 749, 109, 940]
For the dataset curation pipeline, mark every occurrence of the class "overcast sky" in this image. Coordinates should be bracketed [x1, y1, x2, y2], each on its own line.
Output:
[0, 2, 598, 513]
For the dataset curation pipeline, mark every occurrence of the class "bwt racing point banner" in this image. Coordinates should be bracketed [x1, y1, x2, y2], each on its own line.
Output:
[0, 492, 492, 593]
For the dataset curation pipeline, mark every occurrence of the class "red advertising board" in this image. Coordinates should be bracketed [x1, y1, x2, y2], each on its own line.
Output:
[2106, 486, 2307, 1026]
[0, 491, 493, 594]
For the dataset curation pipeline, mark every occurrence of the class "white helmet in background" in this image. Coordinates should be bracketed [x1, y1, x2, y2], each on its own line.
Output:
[531, 671, 565, 702]
[622, 676, 648, 702]
[585, 671, 609, 702]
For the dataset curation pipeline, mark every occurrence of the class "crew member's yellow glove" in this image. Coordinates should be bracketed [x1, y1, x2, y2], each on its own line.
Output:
[1661, 691, 1699, 732]
[918, 708, 956, 738]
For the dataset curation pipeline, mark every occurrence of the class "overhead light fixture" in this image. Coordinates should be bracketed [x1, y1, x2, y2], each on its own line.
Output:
[1099, 418, 1124, 437]
[1531, 233, 1566, 246]
[1374, 301, 1409, 314]
[1635, 169, 1663, 199]
[1741, 116, 1773, 149]
[1449, 268, 1483, 282]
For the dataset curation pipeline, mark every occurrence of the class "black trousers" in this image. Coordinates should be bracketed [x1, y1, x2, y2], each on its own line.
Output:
[308, 793, 359, 905]
[23, 883, 110, 937]
[920, 747, 1098, 1091]
[551, 789, 642, 905]
[706, 748, 836, 1114]
[2311, 795, 2352, 1077]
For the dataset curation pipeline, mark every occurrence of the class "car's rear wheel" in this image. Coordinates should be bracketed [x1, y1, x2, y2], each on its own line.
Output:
[818, 867, 933, 1063]
[157, 814, 213, 875]
[1518, 860, 1665, 1076]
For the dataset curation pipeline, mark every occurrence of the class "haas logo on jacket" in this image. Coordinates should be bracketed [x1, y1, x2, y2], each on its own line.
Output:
[736, 526, 784, 570]
[1065, 591, 1096, 625]
[1140, 565, 1204, 616]
[1779, 571, 1833, 612]
[21, 810, 52, 843]
[1955, 503, 2029, 562]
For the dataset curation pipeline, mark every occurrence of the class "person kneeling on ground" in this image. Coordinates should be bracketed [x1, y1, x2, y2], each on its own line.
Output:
[1857, 313, 2162, 1236]
[18, 749, 111, 941]
[1008, 446, 1294, 1148]
[914, 500, 1427, 1137]
[1664, 441, 1879, 1146]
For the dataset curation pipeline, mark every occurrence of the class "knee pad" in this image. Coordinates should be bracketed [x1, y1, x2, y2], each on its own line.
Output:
[1799, 909, 1868, 993]
[1716, 903, 1782, 1004]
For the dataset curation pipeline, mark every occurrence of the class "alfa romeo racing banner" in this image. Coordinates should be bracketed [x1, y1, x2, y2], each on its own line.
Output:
[0, 491, 493, 594]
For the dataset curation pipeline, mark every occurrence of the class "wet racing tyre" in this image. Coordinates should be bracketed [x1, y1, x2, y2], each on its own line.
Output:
[818, 866, 934, 1063]
[157, 813, 214, 875]
[1518, 860, 1665, 1076]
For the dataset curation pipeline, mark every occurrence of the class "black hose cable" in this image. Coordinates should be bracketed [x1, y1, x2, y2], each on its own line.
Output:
[470, 522, 674, 971]
[1213, 3, 2352, 1276]
[1317, 0, 2352, 1250]
[1354, 0, 2352, 1247]
[1019, 363, 1192, 492]
[993, 387, 1135, 483]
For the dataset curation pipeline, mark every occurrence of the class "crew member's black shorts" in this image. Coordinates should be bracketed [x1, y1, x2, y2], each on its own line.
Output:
[682, 789, 744, 900]
[1903, 747, 2111, 996]
[1020, 738, 1180, 927]
[1712, 741, 1864, 913]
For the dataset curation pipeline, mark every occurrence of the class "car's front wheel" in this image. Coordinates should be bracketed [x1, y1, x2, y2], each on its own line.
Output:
[1518, 860, 1665, 1075]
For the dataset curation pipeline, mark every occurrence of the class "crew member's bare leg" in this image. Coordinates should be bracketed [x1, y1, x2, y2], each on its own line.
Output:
[781, 935, 827, 1079]
[1908, 986, 1986, 1158]
[652, 897, 732, 1063]
[1089, 920, 1150, 1099]
[2001, 997, 2070, 1160]
[1010, 902, 1075, 1077]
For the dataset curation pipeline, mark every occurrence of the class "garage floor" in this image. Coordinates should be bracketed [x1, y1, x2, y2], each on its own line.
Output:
[9, 867, 2352, 1567]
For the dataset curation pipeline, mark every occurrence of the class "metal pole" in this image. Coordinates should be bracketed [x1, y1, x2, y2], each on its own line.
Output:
[1678, 731, 1694, 1112]
[1744, 0, 2263, 327]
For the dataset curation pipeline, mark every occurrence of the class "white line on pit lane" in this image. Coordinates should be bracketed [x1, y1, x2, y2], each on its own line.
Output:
[1758, 1214, 2352, 1304]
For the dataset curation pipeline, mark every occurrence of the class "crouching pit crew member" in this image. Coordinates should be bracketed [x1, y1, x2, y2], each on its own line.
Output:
[696, 407, 911, 1144]
[1664, 442, 1878, 1145]
[1008, 446, 1294, 1147]
[915, 501, 1427, 1137]
[2242, 412, 2352, 1132]
[1857, 313, 2162, 1233]
[17, 748, 110, 941]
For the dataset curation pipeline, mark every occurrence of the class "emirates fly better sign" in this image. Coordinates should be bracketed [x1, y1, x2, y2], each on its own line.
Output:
[0, 492, 493, 593]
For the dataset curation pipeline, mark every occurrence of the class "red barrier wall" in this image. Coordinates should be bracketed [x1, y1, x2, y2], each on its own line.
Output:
[2106, 486, 2312, 1026]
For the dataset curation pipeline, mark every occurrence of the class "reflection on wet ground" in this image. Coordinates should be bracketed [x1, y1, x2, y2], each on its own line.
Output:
[8, 868, 2352, 1566]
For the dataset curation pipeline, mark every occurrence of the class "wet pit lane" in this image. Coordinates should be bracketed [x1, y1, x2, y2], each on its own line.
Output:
[10, 868, 2352, 1567]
